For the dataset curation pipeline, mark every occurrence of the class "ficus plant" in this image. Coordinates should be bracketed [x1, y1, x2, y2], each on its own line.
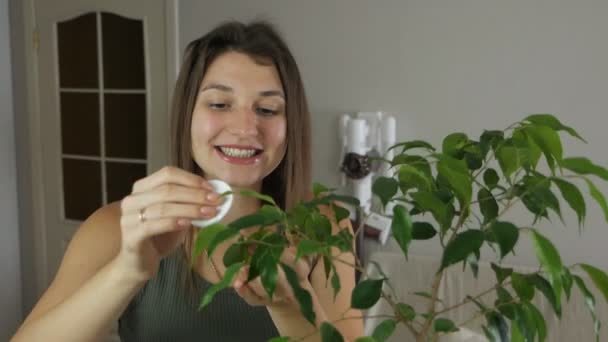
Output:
[192, 114, 608, 342]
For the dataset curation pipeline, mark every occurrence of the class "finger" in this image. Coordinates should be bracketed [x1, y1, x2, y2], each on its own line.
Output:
[235, 284, 267, 306]
[280, 249, 311, 279]
[131, 166, 211, 194]
[139, 202, 218, 221]
[121, 183, 223, 213]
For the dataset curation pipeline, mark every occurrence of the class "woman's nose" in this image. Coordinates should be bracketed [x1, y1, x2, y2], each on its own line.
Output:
[227, 107, 259, 136]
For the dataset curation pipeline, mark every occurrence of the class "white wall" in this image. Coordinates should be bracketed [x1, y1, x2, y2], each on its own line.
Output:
[178, 1, 608, 270]
[0, 0, 22, 339]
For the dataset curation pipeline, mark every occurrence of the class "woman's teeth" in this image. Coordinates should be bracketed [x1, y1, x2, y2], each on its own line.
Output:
[218, 147, 258, 158]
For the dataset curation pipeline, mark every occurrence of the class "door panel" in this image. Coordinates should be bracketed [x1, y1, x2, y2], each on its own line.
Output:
[34, 0, 170, 282]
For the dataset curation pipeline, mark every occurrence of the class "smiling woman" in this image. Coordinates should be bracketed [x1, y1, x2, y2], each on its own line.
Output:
[12, 20, 363, 342]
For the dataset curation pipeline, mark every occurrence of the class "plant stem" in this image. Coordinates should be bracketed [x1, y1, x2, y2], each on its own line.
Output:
[435, 280, 512, 315]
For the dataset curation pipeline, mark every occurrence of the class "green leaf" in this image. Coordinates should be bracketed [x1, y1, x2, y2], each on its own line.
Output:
[433, 318, 459, 333]
[483, 168, 500, 189]
[526, 274, 561, 317]
[296, 240, 325, 260]
[410, 191, 452, 229]
[440, 230, 484, 271]
[511, 273, 535, 302]
[530, 230, 563, 308]
[573, 274, 600, 340]
[351, 278, 384, 309]
[580, 264, 608, 303]
[282, 263, 316, 325]
[478, 189, 499, 224]
[437, 154, 472, 209]
[552, 177, 586, 228]
[200, 262, 244, 309]
[192, 223, 226, 259]
[315, 194, 361, 207]
[466, 250, 480, 278]
[239, 189, 277, 206]
[392, 205, 413, 259]
[320, 322, 344, 342]
[305, 211, 333, 241]
[513, 129, 542, 170]
[391, 154, 433, 178]
[332, 203, 351, 224]
[396, 302, 416, 321]
[413, 291, 433, 300]
[562, 157, 608, 181]
[411, 222, 437, 240]
[331, 264, 341, 300]
[514, 303, 536, 342]
[388, 139, 436, 153]
[510, 321, 525, 342]
[373, 177, 399, 207]
[485, 311, 509, 342]
[496, 144, 520, 181]
[268, 337, 291, 342]
[442, 132, 469, 158]
[524, 302, 547, 342]
[480, 130, 505, 157]
[260, 256, 279, 300]
[524, 113, 586, 143]
[524, 124, 563, 173]
[562, 267, 574, 301]
[372, 319, 397, 342]
[327, 229, 353, 253]
[398, 164, 432, 192]
[313, 182, 330, 197]
[489, 221, 519, 259]
[354, 338, 376, 342]
[584, 177, 608, 223]
[496, 294, 516, 320]
[223, 243, 246, 267]
[491, 263, 513, 284]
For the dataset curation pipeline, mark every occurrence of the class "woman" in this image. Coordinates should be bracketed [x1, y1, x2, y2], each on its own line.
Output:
[13, 21, 363, 341]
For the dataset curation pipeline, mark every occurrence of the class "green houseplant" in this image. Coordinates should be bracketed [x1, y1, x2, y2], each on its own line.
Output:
[192, 114, 608, 342]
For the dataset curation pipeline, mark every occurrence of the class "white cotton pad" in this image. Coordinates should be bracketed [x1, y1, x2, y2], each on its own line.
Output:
[191, 179, 233, 228]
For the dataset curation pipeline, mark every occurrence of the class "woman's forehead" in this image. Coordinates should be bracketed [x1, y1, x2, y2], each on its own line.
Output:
[201, 51, 283, 93]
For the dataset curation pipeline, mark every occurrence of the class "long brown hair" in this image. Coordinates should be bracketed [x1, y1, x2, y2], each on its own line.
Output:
[169, 21, 312, 289]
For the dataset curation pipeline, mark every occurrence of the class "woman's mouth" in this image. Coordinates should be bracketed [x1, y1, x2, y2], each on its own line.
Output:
[215, 145, 263, 165]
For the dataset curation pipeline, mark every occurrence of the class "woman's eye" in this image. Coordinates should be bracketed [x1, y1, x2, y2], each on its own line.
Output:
[209, 103, 230, 110]
[256, 107, 279, 116]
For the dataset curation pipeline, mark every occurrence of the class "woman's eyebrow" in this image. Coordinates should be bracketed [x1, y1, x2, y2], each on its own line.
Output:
[200, 83, 284, 99]
[259, 90, 285, 99]
[200, 83, 232, 93]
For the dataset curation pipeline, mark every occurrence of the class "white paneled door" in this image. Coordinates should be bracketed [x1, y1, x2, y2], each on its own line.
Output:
[32, 0, 173, 286]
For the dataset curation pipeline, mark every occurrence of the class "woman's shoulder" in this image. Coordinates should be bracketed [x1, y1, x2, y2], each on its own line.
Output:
[68, 201, 123, 262]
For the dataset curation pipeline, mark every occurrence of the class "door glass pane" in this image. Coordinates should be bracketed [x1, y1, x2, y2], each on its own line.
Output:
[101, 12, 145, 89]
[104, 93, 147, 159]
[63, 158, 102, 220]
[106, 162, 147, 203]
[57, 12, 98, 88]
[60, 92, 100, 156]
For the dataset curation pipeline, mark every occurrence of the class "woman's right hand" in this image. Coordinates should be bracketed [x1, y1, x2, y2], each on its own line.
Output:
[116, 166, 222, 282]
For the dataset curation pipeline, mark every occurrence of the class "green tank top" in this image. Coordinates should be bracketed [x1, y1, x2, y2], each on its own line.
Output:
[118, 251, 279, 342]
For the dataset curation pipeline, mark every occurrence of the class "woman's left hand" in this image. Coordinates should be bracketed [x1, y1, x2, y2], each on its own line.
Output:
[232, 246, 312, 308]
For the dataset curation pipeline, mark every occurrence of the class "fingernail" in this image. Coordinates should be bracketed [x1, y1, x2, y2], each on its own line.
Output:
[206, 192, 219, 201]
[200, 207, 217, 216]
[177, 219, 191, 227]
[201, 181, 214, 191]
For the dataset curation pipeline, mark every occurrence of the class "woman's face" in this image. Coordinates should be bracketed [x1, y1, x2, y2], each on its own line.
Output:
[191, 51, 287, 189]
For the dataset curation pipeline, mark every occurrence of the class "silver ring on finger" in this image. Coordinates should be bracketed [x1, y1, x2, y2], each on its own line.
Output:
[138, 208, 147, 223]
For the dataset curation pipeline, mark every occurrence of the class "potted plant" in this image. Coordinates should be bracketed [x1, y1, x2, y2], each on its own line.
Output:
[193, 114, 608, 342]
